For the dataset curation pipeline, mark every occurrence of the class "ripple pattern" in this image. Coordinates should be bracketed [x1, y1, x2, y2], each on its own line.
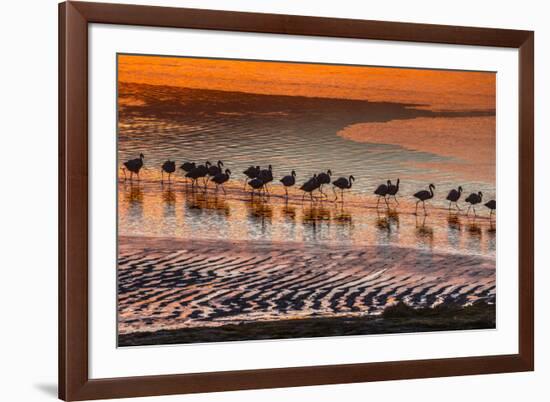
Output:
[117, 238, 495, 335]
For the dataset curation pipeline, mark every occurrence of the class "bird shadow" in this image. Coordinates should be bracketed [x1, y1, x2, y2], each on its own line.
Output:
[34, 383, 57, 398]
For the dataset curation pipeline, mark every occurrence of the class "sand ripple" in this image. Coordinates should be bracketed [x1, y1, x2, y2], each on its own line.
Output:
[118, 237, 495, 335]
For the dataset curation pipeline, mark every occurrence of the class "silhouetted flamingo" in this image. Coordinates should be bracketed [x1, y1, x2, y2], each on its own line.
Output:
[413, 183, 435, 215]
[485, 199, 496, 219]
[300, 174, 320, 202]
[208, 160, 224, 177]
[179, 161, 195, 173]
[374, 180, 391, 208]
[258, 165, 274, 193]
[316, 169, 332, 198]
[179, 161, 195, 185]
[185, 161, 210, 189]
[387, 178, 400, 205]
[280, 170, 296, 198]
[332, 175, 355, 203]
[161, 160, 176, 182]
[465, 191, 483, 217]
[122, 153, 144, 181]
[248, 177, 265, 198]
[243, 165, 260, 189]
[212, 169, 231, 194]
[446, 186, 463, 211]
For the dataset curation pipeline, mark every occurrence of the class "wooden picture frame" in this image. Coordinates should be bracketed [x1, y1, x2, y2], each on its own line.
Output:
[59, 1, 534, 400]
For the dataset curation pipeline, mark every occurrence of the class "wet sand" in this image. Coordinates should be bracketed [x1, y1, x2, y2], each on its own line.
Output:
[118, 235, 495, 340]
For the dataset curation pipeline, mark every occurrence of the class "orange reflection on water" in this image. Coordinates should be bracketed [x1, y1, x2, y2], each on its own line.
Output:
[118, 180, 496, 258]
[338, 116, 495, 182]
[118, 55, 495, 112]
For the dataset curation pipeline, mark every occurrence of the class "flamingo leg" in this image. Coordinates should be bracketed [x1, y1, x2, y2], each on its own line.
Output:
[393, 195, 399, 205]
[415, 200, 419, 215]
[222, 185, 226, 195]
[448, 201, 452, 211]
[377, 197, 380, 208]
[384, 196, 389, 208]
[333, 187, 338, 202]
[285, 187, 288, 198]
[423, 201, 427, 215]
[341, 189, 344, 204]
[122, 168, 127, 181]
[466, 205, 471, 216]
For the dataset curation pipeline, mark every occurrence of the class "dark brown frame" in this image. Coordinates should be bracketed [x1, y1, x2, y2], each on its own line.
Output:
[59, 1, 534, 400]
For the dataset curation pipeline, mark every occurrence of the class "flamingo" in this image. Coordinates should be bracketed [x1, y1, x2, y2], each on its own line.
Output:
[465, 191, 483, 216]
[446, 186, 463, 211]
[208, 160, 224, 177]
[122, 153, 144, 181]
[211, 169, 231, 194]
[332, 175, 355, 203]
[387, 178, 400, 205]
[280, 170, 296, 198]
[485, 199, 496, 218]
[316, 169, 332, 198]
[185, 161, 210, 189]
[413, 184, 435, 215]
[248, 177, 266, 198]
[243, 165, 260, 189]
[179, 161, 195, 185]
[300, 174, 320, 202]
[161, 160, 176, 183]
[179, 161, 196, 173]
[258, 165, 274, 193]
[374, 180, 391, 208]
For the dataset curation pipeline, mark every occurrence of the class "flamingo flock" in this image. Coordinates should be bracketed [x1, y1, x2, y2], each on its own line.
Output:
[121, 154, 496, 219]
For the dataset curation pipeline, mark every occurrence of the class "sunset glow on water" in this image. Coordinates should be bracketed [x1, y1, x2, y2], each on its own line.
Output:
[116, 55, 496, 338]
[118, 54, 496, 252]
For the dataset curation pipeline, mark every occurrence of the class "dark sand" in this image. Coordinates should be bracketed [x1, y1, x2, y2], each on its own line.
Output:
[119, 302, 495, 346]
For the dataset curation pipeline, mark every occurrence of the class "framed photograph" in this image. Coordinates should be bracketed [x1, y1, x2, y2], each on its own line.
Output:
[59, 1, 534, 400]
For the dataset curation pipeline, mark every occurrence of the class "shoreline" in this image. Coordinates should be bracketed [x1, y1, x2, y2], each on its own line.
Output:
[118, 235, 496, 259]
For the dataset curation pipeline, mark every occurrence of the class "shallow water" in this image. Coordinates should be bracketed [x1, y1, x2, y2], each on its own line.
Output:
[118, 180, 495, 258]
[118, 84, 495, 199]
[118, 84, 496, 258]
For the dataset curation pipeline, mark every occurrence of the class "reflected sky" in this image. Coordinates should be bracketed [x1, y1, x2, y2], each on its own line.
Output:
[118, 181, 496, 258]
